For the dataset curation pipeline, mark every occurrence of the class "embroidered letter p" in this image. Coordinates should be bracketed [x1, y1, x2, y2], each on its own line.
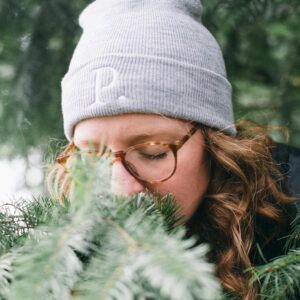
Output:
[95, 67, 119, 104]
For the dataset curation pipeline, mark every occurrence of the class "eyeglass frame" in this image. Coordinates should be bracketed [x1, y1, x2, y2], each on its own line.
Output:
[56, 122, 200, 185]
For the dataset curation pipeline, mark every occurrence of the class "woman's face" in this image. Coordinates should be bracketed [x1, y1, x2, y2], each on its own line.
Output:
[73, 114, 210, 222]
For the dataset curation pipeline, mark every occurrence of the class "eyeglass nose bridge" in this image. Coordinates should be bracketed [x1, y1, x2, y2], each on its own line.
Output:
[109, 150, 125, 166]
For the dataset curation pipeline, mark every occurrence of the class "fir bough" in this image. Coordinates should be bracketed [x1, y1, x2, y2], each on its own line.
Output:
[0, 155, 299, 299]
[250, 209, 300, 300]
[0, 155, 222, 300]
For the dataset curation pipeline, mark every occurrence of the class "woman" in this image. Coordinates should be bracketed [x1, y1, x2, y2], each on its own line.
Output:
[48, 0, 300, 299]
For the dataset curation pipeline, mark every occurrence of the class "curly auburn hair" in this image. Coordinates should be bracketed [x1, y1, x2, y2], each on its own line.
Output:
[47, 119, 297, 300]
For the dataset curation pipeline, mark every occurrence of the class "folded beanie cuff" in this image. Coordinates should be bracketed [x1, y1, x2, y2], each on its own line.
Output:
[62, 53, 235, 140]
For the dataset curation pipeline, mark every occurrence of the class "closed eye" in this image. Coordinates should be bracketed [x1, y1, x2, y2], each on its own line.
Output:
[140, 152, 167, 160]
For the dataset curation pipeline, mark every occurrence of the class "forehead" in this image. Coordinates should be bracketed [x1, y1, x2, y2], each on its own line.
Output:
[73, 113, 191, 147]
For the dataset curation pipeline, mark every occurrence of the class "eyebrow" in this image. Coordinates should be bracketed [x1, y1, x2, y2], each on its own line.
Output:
[77, 130, 186, 149]
[126, 132, 182, 144]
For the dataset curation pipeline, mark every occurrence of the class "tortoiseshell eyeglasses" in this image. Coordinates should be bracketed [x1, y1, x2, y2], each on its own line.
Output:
[56, 123, 199, 185]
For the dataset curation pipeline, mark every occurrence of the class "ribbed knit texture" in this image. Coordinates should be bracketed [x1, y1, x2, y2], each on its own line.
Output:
[61, 0, 236, 140]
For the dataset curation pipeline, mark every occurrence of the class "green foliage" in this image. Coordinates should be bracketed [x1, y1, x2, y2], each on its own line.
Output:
[0, 157, 222, 300]
[0, 155, 299, 299]
[202, 0, 300, 147]
[0, 0, 92, 157]
[251, 249, 300, 300]
[250, 207, 300, 300]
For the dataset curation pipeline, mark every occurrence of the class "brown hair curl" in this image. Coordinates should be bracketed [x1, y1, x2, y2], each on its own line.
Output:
[192, 119, 297, 299]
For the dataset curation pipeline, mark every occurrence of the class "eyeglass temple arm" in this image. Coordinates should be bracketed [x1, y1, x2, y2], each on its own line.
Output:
[56, 143, 76, 164]
[176, 123, 199, 148]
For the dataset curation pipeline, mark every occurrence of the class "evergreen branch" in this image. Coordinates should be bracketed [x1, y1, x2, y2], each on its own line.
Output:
[1, 154, 299, 299]
[284, 211, 300, 251]
[21, 196, 70, 227]
[8, 159, 110, 300]
[0, 210, 28, 254]
[0, 196, 69, 253]
[76, 196, 221, 300]
[76, 235, 143, 300]
[251, 248, 300, 299]
[0, 252, 14, 300]
[9, 218, 96, 300]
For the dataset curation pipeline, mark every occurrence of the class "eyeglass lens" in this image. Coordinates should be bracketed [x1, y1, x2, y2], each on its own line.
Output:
[124, 144, 176, 182]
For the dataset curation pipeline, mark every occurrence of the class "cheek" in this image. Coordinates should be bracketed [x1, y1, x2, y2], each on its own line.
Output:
[152, 148, 210, 221]
[175, 139, 209, 191]
[173, 154, 209, 199]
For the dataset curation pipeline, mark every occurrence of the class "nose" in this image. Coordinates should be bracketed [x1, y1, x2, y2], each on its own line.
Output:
[111, 160, 146, 196]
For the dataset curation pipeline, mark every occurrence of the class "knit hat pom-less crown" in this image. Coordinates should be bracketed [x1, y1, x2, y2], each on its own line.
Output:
[61, 0, 235, 141]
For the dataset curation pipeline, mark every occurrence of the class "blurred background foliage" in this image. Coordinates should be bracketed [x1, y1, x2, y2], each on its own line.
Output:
[0, 0, 299, 160]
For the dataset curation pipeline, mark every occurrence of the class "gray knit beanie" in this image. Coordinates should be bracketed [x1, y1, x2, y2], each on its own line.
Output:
[61, 0, 236, 141]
